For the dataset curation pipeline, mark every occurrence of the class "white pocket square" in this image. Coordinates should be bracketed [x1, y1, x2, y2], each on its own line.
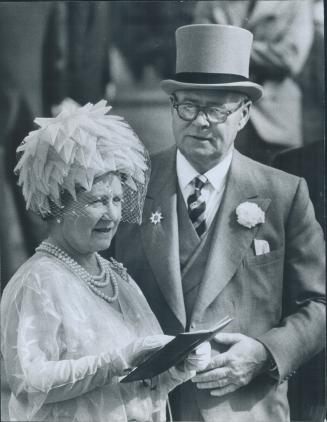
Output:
[254, 239, 270, 256]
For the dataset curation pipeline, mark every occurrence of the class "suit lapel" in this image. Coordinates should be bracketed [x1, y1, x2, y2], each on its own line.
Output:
[191, 151, 271, 322]
[141, 148, 186, 327]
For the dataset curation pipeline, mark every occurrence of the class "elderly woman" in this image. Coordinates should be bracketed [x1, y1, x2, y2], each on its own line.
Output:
[1, 101, 210, 422]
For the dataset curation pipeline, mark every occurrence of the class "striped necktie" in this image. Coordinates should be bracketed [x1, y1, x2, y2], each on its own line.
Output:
[187, 175, 207, 237]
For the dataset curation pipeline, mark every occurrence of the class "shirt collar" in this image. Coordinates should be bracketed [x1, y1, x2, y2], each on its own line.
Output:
[176, 148, 233, 191]
[176, 150, 198, 190]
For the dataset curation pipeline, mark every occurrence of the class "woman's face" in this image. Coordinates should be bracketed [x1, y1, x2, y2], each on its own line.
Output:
[57, 173, 123, 255]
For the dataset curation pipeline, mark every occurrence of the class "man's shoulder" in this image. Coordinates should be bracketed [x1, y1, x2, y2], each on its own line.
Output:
[237, 151, 300, 180]
[235, 152, 302, 197]
[273, 140, 324, 179]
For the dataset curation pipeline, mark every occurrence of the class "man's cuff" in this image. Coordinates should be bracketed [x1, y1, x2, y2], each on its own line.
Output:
[266, 354, 279, 380]
[256, 341, 280, 380]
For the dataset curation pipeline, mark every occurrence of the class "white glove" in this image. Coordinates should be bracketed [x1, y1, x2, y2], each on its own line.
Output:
[185, 341, 211, 372]
[162, 341, 212, 393]
[122, 335, 174, 368]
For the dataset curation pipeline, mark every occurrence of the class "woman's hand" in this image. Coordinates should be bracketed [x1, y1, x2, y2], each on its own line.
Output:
[161, 341, 212, 393]
[123, 335, 174, 368]
[184, 341, 211, 373]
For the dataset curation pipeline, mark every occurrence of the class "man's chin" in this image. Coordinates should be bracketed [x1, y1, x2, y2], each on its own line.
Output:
[187, 151, 223, 170]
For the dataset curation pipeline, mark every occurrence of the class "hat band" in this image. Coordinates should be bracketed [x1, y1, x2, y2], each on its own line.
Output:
[174, 72, 250, 84]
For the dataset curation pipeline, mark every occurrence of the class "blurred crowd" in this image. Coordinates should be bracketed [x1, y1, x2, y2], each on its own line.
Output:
[0, 2, 324, 421]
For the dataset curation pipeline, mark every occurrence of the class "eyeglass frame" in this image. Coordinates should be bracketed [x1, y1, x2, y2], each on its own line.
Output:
[170, 94, 250, 124]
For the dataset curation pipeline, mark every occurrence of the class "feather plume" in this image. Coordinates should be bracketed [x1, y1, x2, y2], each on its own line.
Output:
[15, 100, 149, 218]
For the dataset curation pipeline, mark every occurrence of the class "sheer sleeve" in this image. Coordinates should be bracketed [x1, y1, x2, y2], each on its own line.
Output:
[1, 265, 130, 412]
[2, 257, 189, 421]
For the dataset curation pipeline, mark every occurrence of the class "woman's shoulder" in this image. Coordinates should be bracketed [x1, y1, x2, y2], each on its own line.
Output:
[6, 252, 61, 280]
[28, 252, 71, 276]
[3, 252, 72, 296]
[1, 252, 69, 317]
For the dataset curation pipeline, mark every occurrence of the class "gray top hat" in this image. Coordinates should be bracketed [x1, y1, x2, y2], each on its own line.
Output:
[161, 24, 263, 102]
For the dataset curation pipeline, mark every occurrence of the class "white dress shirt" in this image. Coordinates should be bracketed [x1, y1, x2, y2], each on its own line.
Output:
[176, 149, 233, 230]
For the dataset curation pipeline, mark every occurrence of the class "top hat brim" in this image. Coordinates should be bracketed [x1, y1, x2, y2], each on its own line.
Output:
[160, 79, 263, 102]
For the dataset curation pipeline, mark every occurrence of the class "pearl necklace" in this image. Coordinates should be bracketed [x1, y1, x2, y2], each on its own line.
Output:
[36, 241, 119, 303]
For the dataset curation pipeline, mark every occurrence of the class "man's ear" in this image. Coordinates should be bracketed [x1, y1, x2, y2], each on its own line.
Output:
[169, 95, 174, 114]
[238, 100, 252, 132]
[169, 95, 175, 116]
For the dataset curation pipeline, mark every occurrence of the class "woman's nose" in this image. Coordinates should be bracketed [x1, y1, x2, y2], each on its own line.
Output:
[103, 202, 118, 220]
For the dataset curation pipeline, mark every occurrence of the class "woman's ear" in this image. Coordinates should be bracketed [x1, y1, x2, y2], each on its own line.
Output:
[238, 100, 252, 132]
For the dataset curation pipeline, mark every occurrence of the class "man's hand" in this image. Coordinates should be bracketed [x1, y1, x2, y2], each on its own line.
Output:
[192, 333, 269, 397]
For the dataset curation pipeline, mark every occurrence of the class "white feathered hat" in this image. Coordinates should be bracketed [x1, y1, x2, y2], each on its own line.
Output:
[14, 100, 149, 223]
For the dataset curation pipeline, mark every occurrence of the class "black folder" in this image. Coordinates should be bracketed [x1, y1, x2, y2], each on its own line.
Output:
[120, 315, 233, 383]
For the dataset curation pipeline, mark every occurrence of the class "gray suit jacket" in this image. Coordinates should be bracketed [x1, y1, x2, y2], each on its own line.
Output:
[115, 147, 325, 421]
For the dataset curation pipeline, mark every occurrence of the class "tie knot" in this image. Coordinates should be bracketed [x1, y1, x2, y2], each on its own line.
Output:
[194, 175, 207, 191]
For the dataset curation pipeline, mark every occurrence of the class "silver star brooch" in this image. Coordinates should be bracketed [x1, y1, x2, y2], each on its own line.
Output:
[150, 211, 163, 225]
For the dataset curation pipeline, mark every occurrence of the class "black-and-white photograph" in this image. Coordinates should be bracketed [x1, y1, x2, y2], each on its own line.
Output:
[0, 1, 325, 421]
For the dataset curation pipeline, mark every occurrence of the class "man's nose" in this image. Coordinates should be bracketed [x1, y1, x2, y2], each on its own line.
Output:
[193, 110, 210, 127]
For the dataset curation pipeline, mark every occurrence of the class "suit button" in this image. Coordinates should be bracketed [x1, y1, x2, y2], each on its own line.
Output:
[190, 323, 196, 330]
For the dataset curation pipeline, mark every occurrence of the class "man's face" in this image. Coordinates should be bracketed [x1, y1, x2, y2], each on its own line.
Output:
[171, 89, 251, 173]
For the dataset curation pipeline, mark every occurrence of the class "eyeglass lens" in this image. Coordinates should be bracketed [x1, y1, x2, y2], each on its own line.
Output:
[175, 101, 243, 123]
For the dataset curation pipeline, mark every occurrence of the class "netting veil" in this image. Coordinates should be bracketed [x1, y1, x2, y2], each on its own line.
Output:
[14, 100, 150, 224]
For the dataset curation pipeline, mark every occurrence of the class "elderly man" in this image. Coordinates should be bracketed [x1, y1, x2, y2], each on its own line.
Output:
[115, 25, 325, 422]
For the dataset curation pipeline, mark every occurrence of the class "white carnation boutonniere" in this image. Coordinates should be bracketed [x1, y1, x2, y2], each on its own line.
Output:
[236, 202, 265, 229]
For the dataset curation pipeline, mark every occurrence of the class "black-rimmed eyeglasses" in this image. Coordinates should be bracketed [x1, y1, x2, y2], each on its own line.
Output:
[171, 97, 246, 124]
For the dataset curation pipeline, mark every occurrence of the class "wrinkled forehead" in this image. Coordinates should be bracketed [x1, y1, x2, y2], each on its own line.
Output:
[50, 172, 123, 220]
[174, 89, 247, 105]
[76, 173, 123, 202]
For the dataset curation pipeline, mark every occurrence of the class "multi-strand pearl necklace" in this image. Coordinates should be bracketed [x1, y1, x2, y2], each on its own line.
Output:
[36, 241, 119, 303]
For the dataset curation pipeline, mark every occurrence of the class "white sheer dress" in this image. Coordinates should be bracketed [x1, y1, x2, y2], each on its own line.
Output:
[1, 252, 187, 422]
